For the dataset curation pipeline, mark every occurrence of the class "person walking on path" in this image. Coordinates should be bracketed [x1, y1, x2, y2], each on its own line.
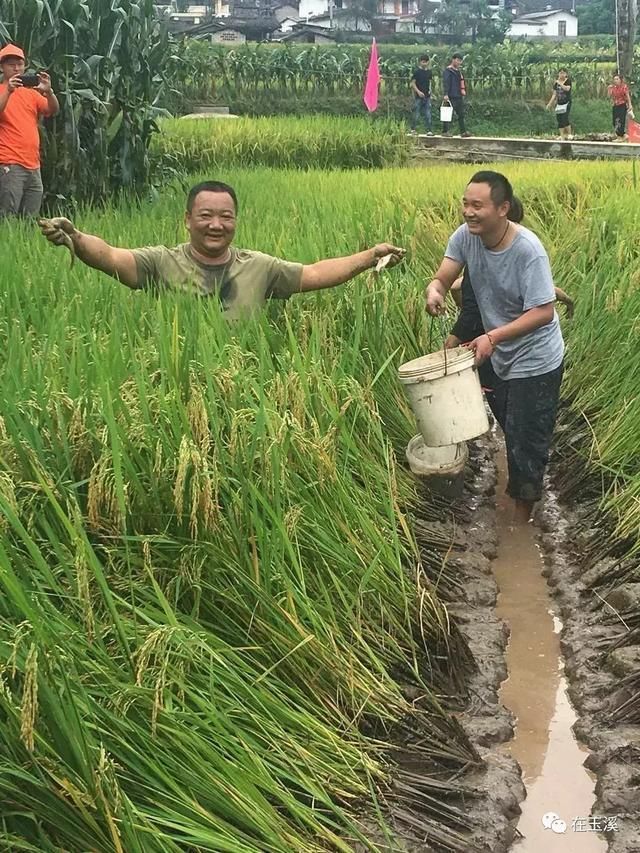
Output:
[410, 55, 434, 135]
[0, 43, 59, 217]
[608, 73, 633, 139]
[425, 171, 565, 524]
[546, 69, 573, 140]
[442, 53, 471, 138]
[39, 180, 405, 321]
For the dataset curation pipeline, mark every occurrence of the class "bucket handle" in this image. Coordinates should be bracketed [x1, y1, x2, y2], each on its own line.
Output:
[428, 315, 450, 376]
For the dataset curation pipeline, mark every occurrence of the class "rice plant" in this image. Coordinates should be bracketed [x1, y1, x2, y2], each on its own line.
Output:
[154, 116, 411, 171]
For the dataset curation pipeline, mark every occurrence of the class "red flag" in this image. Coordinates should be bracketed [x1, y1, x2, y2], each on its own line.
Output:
[363, 38, 380, 113]
[628, 118, 640, 143]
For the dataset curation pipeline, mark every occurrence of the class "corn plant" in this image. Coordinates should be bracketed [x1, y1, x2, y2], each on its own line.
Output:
[168, 39, 630, 110]
[0, 0, 174, 208]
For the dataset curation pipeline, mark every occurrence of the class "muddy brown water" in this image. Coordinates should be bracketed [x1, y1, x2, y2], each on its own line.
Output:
[492, 450, 607, 852]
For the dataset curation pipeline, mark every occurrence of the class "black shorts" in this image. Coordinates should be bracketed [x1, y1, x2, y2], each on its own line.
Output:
[485, 362, 564, 502]
[556, 104, 571, 129]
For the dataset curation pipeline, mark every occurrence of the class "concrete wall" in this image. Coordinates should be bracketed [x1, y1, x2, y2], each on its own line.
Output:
[210, 27, 247, 41]
[396, 17, 436, 32]
[299, 0, 327, 19]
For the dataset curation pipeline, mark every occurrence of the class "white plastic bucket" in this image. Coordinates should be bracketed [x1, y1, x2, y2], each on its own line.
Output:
[405, 435, 468, 478]
[440, 104, 454, 123]
[398, 347, 489, 446]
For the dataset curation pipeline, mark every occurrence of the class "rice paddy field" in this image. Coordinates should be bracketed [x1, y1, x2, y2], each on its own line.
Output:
[1, 135, 640, 850]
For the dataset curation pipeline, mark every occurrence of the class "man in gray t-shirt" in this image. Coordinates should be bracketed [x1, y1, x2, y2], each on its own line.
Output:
[425, 170, 564, 523]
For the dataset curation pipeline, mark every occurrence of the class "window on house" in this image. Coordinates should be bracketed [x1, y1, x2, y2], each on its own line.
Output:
[401, 0, 409, 13]
[558, 20, 567, 36]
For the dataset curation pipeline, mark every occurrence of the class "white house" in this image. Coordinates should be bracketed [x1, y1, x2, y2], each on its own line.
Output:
[378, 0, 418, 14]
[508, 9, 578, 39]
[395, 15, 438, 33]
[278, 15, 302, 30]
[304, 9, 372, 28]
[299, 0, 329, 19]
[274, 2, 301, 24]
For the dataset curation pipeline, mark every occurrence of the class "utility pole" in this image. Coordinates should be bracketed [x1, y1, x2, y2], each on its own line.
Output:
[616, 0, 638, 79]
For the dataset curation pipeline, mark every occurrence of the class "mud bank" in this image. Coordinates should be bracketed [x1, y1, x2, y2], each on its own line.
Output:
[446, 436, 527, 852]
[391, 434, 526, 853]
[384, 420, 640, 852]
[537, 479, 640, 853]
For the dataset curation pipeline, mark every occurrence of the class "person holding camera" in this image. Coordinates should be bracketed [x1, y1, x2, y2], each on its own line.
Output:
[0, 43, 59, 217]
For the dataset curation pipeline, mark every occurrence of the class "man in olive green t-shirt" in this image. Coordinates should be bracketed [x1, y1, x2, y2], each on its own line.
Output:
[39, 180, 405, 320]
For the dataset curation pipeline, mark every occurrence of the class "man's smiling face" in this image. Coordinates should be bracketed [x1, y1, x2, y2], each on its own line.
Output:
[186, 190, 237, 259]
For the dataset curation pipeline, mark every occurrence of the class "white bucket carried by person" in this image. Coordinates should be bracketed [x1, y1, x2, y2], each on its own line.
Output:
[398, 346, 489, 447]
[440, 101, 454, 123]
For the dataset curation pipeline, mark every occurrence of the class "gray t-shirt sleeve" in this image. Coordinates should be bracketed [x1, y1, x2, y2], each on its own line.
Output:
[445, 225, 467, 264]
[521, 253, 556, 311]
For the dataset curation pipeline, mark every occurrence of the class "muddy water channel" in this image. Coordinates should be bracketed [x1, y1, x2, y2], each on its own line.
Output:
[492, 451, 607, 852]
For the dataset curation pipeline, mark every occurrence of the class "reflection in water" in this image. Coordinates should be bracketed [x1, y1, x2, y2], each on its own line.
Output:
[492, 450, 606, 852]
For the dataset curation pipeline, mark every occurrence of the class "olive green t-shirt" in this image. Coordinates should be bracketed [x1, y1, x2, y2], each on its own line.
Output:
[131, 244, 304, 320]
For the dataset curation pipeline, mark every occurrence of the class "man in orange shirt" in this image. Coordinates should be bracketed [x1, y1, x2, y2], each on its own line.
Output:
[0, 43, 59, 217]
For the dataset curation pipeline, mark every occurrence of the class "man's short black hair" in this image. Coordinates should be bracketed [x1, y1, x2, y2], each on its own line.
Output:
[419, 54, 430, 63]
[508, 194, 524, 223]
[186, 181, 238, 214]
[452, 52, 463, 60]
[468, 170, 514, 208]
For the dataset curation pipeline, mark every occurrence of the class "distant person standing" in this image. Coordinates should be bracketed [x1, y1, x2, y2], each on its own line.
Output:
[547, 69, 573, 140]
[442, 52, 471, 138]
[410, 55, 434, 136]
[0, 43, 59, 217]
[608, 73, 633, 139]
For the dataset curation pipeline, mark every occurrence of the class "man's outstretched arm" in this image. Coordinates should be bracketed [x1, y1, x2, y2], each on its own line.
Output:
[298, 243, 405, 292]
[39, 217, 140, 288]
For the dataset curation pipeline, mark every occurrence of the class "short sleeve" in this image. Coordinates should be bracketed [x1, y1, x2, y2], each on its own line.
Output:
[36, 92, 55, 118]
[521, 254, 556, 311]
[267, 257, 303, 299]
[445, 225, 467, 265]
[131, 246, 166, 289]
[411, 70, 417, 82]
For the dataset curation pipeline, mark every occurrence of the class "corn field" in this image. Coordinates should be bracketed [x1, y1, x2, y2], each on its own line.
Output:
[0, 136, 639, 849]
[0, 0, 173, 207]
[171, 41, 626, 110]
